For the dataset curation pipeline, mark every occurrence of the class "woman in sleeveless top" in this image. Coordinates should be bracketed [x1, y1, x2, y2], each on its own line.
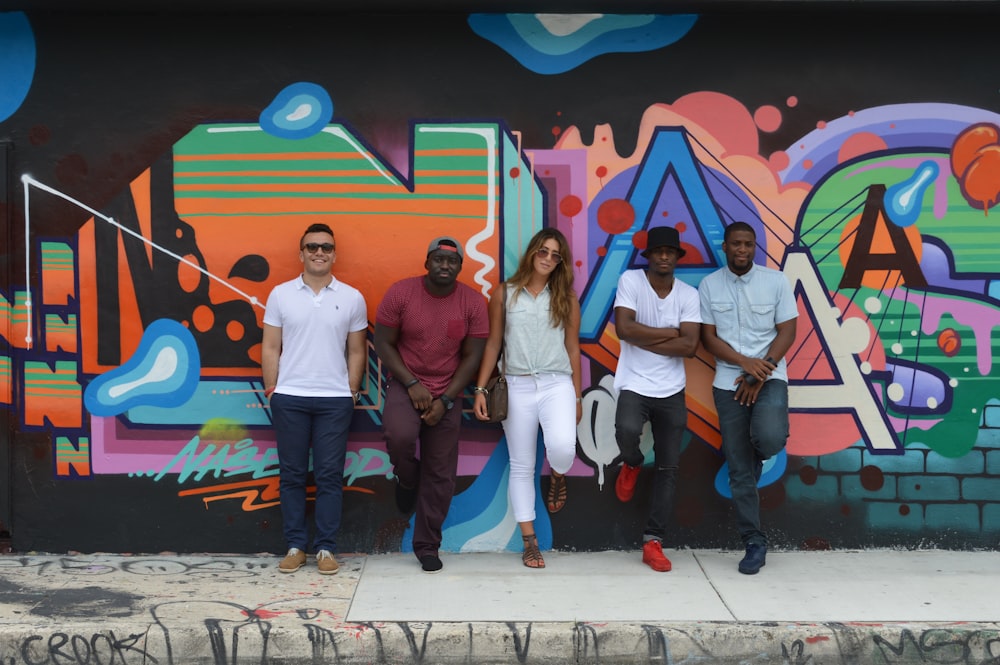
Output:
[472, 228, 582, 568]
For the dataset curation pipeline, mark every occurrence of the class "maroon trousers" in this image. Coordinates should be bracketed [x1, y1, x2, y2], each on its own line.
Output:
[382, 379, 462, 560]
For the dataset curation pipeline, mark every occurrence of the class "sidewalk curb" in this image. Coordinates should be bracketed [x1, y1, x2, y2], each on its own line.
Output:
[4, 619, 1000, 664]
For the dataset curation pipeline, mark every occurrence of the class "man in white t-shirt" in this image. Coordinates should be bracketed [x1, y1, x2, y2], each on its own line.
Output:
[613, 226, 702, 572]
[261, 223, 368, 576]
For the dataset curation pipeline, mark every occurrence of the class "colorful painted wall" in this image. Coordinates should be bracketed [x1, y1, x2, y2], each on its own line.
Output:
[2, 8, 999, 554]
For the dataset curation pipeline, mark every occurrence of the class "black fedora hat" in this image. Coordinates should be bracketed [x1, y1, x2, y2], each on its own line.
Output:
[641, 226, 686, 258]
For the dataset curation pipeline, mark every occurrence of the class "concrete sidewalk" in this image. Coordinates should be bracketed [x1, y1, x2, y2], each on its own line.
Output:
[1, 548, 998, 664]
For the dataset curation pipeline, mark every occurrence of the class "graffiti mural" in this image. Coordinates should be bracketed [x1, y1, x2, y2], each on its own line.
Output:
[1, 8, 999, 553]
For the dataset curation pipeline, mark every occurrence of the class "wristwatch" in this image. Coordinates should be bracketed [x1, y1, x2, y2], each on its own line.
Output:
[439, 394, 454, 410]
[353, 391, 362, 403]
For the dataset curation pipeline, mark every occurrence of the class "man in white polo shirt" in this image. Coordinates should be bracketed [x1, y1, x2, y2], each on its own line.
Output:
[261, 222, 368, 576]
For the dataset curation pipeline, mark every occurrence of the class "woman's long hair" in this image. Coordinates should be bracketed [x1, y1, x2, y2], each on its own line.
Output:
[505, 228, 575, 329]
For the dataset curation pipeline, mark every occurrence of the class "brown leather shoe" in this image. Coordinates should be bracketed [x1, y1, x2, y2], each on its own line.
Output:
[278, 548, 306, 573]
[316, 550, 339, 575]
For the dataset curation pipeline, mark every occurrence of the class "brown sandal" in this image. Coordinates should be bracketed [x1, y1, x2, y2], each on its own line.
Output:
[546, 472, 567, 513]
[522, 534, 545, 569]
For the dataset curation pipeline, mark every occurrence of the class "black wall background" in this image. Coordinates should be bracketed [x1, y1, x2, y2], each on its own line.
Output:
[2, 4, 999, 553]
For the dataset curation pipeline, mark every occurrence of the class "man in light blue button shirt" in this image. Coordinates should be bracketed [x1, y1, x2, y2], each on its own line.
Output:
[699, 221, 797, 575]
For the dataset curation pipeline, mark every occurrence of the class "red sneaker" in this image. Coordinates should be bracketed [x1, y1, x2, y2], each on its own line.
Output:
[615, 463, 640, 502]
[642, 540, 672, 572]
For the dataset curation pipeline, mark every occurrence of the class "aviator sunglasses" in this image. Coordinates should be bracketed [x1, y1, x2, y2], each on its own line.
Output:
[535, 247, 562, 263]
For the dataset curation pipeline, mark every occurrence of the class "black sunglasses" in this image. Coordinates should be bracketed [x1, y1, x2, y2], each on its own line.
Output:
[302, 243, 335, 253]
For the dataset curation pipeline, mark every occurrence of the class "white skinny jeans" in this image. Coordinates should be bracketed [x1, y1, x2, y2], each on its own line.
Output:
[502, 373, 577, 523]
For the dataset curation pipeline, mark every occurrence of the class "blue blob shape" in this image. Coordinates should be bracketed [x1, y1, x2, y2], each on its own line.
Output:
[259, 82, 333, 139]
[988, 280, 1000, 301]
[980, 398, 1000, 429]
[0, 13, 36, 122]
[402, 432, 551, 553]
[919, 241, 986, 296]
[714, 449, 787, 499]
[469, 13, 697, 75]
[84, 319, 201, 417]
[885, 360, 949, 412]
[884, 160, 939, 227]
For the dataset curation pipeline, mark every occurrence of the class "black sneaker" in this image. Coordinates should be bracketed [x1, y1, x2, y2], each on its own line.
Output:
[738, 543, 767, 575]
[395, 479, 418, 514]
[420, 554, 443, 574]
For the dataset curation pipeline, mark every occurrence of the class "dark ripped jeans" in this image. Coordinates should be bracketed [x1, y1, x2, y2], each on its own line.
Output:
[615, 389, 686, 544]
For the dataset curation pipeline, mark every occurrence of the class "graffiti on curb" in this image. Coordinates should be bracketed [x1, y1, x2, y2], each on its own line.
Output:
[4, 613, 999, 665]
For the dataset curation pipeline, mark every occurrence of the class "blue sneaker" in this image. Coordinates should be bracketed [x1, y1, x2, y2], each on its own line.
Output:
[739, 543, 767, 575]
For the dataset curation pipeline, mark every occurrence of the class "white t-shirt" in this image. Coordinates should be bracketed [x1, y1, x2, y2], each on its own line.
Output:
[613, 269, 702, 398]
[263, 275, 368, 397]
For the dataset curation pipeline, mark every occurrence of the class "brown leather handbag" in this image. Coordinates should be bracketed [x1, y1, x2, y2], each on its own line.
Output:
[483, 285, 508, 424]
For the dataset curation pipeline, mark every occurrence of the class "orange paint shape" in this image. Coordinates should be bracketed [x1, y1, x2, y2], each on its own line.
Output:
[180, 478, 281, 511]
[685, 351, 721, 449]
[581, 343, 618, 373]
[173, 197, 489, 217]
[788, 413, 861, 456]
[0, 357, 11, 404]
[130, 170, 154, 264]
[414, 148, 489, 157]
[599, 325, 622, 358]
[582, 324, 622, 373]
[78, 129, 508, 376]
[173, 151, 368, 162]
[23, 360, 82, 428]
[838, 212, 923, 290]
[77, 215, 144, 374]
[174, 183, 494, 195]
[0, 291, 32, 350]
[55, 436, 90, 477]
[179, 477, 374, 512]
[40, 242, 76, 306]
[44, 314, 78, 354]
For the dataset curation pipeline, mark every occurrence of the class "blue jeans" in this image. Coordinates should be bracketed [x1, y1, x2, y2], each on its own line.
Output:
[615, 389, 686, 543]
[270, 394, 355, 553]
[713, 380, 789, 547]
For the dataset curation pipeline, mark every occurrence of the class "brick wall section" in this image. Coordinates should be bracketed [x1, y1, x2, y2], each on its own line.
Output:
[785, 433, 1000, 536]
